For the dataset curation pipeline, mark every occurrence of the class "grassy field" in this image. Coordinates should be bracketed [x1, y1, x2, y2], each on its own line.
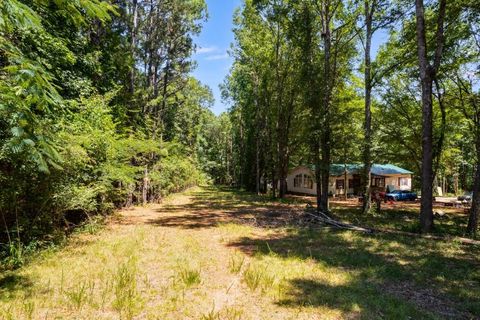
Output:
[283, 194, 473, 237]
[0, 186, 479, 319]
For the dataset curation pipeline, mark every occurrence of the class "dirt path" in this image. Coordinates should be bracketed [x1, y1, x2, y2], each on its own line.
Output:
[1, 187, 478, 319]
[0, 187, 313, 319]
[115, 189, 252, 317]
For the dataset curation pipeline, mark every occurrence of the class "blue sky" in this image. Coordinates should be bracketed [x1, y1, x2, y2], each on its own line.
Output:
[192, 0, 242, 115]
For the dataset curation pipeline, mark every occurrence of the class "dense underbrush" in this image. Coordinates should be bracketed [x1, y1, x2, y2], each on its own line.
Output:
[0, 94, 206, 269]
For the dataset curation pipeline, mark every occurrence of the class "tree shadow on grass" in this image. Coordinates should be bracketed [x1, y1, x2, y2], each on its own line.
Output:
[333, 206, 470, 237]
[228, 228, 479, 319]
[0, 274, 33, 299]
[146, 187, 304, 229]
[143, 186, 479, 317]
[277, 278, 439, 319]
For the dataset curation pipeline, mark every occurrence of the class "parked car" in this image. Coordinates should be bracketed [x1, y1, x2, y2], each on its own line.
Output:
[458, 191, 473, 202]
[385, 190, 417, 201]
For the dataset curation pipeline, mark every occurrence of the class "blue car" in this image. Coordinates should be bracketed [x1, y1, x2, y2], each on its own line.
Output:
[385, 190, 417, 201]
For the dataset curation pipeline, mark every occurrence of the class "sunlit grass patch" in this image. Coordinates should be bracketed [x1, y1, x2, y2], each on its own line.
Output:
[242, 263, 265, 291]
[228, 252, 245, 274]
[176, 264, 202, 288]
[217, 223, 255, 243]
[217, 222, 255, 235]
[64, 279, 94, 310]
[0, 187, 479, 319]
[242, 261, 279, 294]
[201, 305, 245, 320]
[112, 256, 143, 319]
[0, 225, 150, 319]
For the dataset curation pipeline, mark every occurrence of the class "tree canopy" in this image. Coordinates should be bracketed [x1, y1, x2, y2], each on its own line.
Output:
[1, 0, 480, 267]
[223, 0, 480, 234]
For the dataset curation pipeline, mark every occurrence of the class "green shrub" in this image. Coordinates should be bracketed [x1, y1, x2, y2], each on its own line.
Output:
[0, 93, 206, 265]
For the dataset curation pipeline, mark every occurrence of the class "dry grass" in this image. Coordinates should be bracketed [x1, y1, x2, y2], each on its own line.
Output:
[0, 186, 478, 319]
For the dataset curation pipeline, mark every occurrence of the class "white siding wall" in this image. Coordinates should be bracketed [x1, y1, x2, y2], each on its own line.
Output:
[329, 175, 355, 196]
[286, 167, 317, 195]
[286, 167, 413, 195]
[385, 175, 412, 191]
[286, 168, 355, 196]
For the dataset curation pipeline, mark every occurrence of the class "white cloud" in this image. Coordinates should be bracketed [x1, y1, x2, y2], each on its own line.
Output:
[205, 53, 229, 61]
[196, 46, 218, 54]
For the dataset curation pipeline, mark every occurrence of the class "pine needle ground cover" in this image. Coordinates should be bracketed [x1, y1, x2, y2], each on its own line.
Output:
[0, 187, 478, 319]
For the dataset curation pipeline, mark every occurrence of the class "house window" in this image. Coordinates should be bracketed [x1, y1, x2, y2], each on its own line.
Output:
[294, 174, 302, 188]
[399, 177, 410, 187]
[336, 179, 345, 189]
[371, 177, 385, 187]
[303, 174, 313, 189]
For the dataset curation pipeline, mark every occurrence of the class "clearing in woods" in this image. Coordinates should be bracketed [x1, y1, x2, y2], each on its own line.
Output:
[1, 186, 479, 319]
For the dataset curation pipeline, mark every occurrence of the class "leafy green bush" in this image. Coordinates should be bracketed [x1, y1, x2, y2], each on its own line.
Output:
[0, 93, 206, 266]
[0, 0, 214, 267]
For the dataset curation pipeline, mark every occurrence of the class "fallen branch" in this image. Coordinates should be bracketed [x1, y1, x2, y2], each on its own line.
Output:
[304, 209, 373, 233]
[304, 206, 480, 245]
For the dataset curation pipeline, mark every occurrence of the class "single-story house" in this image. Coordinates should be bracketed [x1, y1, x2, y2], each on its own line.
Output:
[287, 164, 413, 197]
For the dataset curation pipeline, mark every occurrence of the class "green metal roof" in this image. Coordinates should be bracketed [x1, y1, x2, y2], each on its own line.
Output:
[303, 163, 413, 176]
[370, 164, 413, 175]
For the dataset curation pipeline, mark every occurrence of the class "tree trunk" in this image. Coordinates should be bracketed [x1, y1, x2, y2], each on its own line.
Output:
[271, 168, 277, 198]
[142, 167, 149, 205]
[453, 174, 458, 195]
[129, 0, 138, 95]
[419, 72, 434, 232]
[256, 131, 260, 195]
[314, 142, 322, 210]
[362, 0, 373, 214]
[320, 2, 332, 213]
[126, 185, 134, 207]
[467, 127, 480, 236]
[278, 157, 288, 198]
[278, 120, 289, 198]
[320, 129, 331, 212]
[239, 115, 245, 188]
[273, 19, 290, 199]
[415, 0, 446, 232]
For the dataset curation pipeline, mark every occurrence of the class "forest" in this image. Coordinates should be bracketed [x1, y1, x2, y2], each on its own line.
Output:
[0, 0, 233, 263]
[1, 0, 480, 319]
[1, 0, 480, 265]
[222, 0, 480, 234]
